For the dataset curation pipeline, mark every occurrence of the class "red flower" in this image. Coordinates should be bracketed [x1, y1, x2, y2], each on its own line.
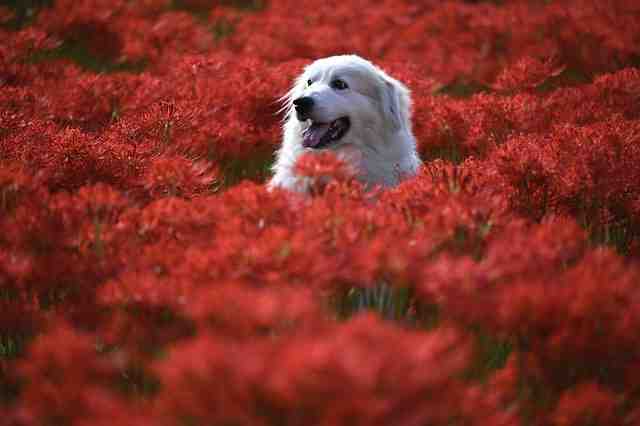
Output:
[551, 383, 620, 426]
[12, 323, 141, 426]
[293, 151, 359, 194]
[143, 155, 219, 198]
[492, 56, 566, 92]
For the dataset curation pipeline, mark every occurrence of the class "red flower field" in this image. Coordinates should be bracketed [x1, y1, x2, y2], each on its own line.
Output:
[2, 1, 640, 424]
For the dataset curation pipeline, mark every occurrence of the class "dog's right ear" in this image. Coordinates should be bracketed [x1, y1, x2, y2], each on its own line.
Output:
[380, 75, 411, 133]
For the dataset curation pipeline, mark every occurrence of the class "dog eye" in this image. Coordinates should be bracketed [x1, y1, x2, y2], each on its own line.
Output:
[331, 79, 349, 90]
[307, 79, 313, 86]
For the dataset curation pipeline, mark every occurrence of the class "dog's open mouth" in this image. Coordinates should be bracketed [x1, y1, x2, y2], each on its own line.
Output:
[302, 117, 350, 149]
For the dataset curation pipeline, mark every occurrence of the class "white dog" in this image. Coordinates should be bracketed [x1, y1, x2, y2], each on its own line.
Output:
[269, 55, 421, 191]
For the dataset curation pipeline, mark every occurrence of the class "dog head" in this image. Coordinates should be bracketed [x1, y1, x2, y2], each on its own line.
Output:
[284, 55, 411, 151]
[271, 55, 420, 191]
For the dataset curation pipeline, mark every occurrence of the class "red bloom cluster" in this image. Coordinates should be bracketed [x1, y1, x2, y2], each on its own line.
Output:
[2, 0, 640, 425]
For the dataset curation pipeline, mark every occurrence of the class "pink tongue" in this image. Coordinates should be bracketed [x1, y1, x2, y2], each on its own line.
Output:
[302, 123, 330, 148]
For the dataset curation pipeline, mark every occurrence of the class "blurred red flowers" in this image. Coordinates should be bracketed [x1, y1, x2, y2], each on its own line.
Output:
[2, 0, 640, 424]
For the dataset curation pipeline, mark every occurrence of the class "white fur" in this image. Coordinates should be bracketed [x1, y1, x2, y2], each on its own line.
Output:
[269, 55, 422, 192]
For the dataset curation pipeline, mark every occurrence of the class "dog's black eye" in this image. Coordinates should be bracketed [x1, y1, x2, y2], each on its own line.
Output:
[307, 79, 313, 86]
[331, 79, 349, 90]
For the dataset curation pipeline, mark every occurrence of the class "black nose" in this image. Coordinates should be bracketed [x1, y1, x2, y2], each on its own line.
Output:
[293, 96, 314, 120]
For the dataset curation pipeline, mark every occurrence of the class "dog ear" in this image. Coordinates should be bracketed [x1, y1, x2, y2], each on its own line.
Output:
[380, 76, 411, 132]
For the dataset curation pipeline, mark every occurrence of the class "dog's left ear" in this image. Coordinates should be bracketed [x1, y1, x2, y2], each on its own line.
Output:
[380, 76, 410, 132]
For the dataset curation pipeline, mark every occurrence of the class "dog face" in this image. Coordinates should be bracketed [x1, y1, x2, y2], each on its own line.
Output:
[271, 55, 420, 191]
[285, 55, 410, 152]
